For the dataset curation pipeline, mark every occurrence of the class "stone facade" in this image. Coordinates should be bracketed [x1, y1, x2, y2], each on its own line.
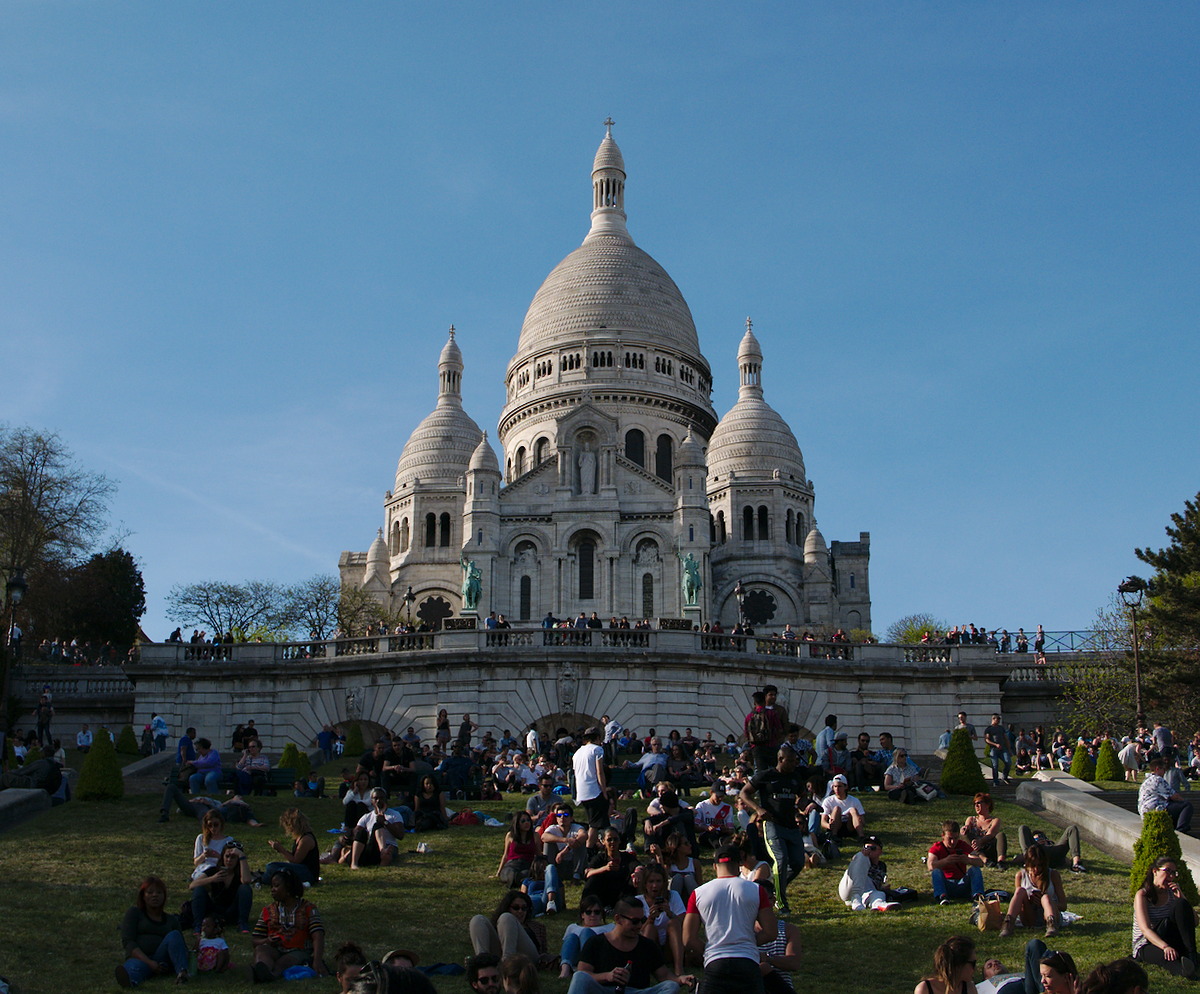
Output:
[339, 125, 871, 634]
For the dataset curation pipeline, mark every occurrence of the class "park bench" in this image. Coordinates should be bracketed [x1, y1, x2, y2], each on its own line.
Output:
[170, 765, 296, 796]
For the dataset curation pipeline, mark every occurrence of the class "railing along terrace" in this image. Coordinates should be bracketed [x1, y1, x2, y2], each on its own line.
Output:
[16, 668, 134, 699]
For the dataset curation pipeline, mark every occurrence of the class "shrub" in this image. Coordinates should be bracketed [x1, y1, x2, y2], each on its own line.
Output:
[344, 723, 365, 757]
[76, 728, 124, 800]
[1068, 743, 1095, 782]
[1130, 809, 1199, 904]
[940, 727, 987, 795]
[278, 742, 310, 779]
[115, 725, 140, 756]
[1094, 739, 1124, 782]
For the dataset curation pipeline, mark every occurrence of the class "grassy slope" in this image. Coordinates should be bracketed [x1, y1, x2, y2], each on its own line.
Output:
[0, 773, 1192, 994]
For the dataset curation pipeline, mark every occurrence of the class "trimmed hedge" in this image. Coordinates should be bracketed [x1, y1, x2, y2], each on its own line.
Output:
[115, 724, 140, 756]
[1094, 738, 1124, 782]
[940, 727, 987, 795]
[344, 723, 365, 757]
[1130, 808, 1199, 904]
[1068, 742, 1095, 782]
[278, 742, 310, 779]
[76, 728, 124, 800]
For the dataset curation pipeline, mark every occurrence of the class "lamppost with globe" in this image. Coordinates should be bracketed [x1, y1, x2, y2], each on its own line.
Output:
[1118, 575, 1148, 727]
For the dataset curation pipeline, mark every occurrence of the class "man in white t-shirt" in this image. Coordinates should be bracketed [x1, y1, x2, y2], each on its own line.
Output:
[820, 774, 866, 840]
[693, 787, 736, 849]
[572, 725, 609, 847]
[682, 845, 774, 994]
[76, 724, 94, 753]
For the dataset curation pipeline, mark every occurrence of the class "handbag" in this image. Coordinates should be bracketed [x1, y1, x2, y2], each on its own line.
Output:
[915, 782, 938, 802]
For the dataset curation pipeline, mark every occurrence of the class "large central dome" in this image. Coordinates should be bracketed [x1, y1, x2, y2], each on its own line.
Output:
[515, 233, 702, 358]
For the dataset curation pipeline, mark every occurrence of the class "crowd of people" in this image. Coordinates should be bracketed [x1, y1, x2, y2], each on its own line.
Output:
[9, 683, 1184, 992]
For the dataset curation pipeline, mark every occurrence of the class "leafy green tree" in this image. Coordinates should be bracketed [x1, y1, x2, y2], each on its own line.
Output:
[1130, 809, 1198, 904]
[884, 613, 948, 644]
[1068, 742, 1095, 782]
[1135, 490, 1200, 646]
[1094, 738, 1124, 782]
[277, 742, 311, 779]
[286, 574, 341, 640]
[76, 729, 124, 800]
[1061, 657, 1137, 741]
[28, 548, 146, 651]
[337, 585, 388, 636]
[939, 727, 987, 795]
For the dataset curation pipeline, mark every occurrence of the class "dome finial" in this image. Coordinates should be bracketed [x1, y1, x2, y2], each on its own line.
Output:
[437, 325, 464, 408]
[746, 316, 752, 334]
[604, 116, 615, 138]
[737, 318, 763, 399]
[589, 121, 628, 239]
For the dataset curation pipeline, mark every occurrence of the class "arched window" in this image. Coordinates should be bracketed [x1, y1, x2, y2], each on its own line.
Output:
[578, 539, 595, 600]
[534, 437, 548, 465]
[425, 513, 436, 547]
[757, 506, 769, 541]
[515, 447, 526, 477]
[710, 514, 716, 544]
[400, 517, 409, 552]
[655, 434, 673, 481]
[642, 573, 654, 619]
[519, 576, 532, 620]
[625, 429, 645, 468]
[849, 572, 856, 590]
[439, 512, 451, 547]
[717, 511, 727, 544]
[390, 520, 401, 555]
[742, 506, 753, 542]
[689, 525, 694, 542]
[785, 510, 794, 545]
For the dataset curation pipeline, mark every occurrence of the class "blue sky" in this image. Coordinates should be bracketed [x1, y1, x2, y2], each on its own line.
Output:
[2, 4, 1196, 639]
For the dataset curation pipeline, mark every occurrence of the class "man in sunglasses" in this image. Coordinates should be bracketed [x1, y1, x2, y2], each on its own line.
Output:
[569, 896, 694, 994]
[467, 953, 501, 994]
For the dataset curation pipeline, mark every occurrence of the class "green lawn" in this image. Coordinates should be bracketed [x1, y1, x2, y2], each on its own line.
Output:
[0, 775, 1193, 994]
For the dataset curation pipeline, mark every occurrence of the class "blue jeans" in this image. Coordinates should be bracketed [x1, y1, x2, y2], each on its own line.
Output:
[121, 930, 189, 984]
[989, 747, 1011, 780]
[191, 881, 253, 932]
[189, 769, 220, 794]
[523, 864, 563, 915]
[930, 866, 984, 901]
[567, 971, 678, 994]
[263, 861, 317, 886]
[560, 926, 599, 968]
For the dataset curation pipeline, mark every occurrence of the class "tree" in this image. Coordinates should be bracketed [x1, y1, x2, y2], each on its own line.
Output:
[26, 548, 146, 650]
[1060, 657, 1137, 739]
[0, 425, 115, 581]
[884, 613, 948, 644]
[115, 724, 140, 756]
[1130, 809, 1198, 904]
[278, 742, 311, 779]
[1094, 738, 1124, 782]
[939, 727, 987, 795]
[337, 585, 388, 636]
[1135, 491, 1200, 646]
[1068, 742, 1095, 782]
[76, 729, 124, 801]
[166, 580, 293, 641]
[286, 574, 341, 640]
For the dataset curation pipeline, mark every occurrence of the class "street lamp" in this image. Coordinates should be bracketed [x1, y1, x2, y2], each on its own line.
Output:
[1, 569, 28, 763]
[1118, 575, 1148, 727]
[404, 586, 416, 628]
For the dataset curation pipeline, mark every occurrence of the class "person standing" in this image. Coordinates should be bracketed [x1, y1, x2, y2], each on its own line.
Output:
[984, 715, 1011, 784]
[739, 748, 808, 913]
[682, 845, 775, 994]
[573, 726, 609, 848]
[150, 713, 169, 755]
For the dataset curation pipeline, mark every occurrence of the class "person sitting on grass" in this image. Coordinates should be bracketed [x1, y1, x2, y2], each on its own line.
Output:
[568, 895, 693, 994]
[497, 810, 540, 887]
[540, 802, 590, 882]
[191, 808, 235, 882]
[838, 836, 902, 911]
[115, 876, 189, 988]
[250, 868, 328, 983]
[351, 787, 409, 869]
[820, 774, 867, 841]
[413, 774, 450, 832]
[581, 828, 640, 911]
[962, 793, 1008, 868]
[914, 934, 979, 994]
[264, 807, 321, 886]
[500, 953, 541, 994]
[194, 914, 231, 974]
[1131, 855, 1198, 980]
[468, 890, 549, 965]
[999, 844, 1066, 939]
[187, 838, 253, 935]
[333, 941, 369, 992]
[559, 898, 616, 980]
[1016, 824, 1087, 874]
[927, 821, 985, 906]
[662, 831, 701, 901]
[1079, 958, 1148, 994]
[635, 862, 688, 977]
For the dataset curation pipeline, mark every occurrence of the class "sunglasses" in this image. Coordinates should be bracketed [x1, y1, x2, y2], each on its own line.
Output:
[582, 907, 603, 914]
[620, 915, 647, 926]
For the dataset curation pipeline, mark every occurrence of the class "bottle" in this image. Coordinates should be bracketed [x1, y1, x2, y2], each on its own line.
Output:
[614, 960, 633, 994]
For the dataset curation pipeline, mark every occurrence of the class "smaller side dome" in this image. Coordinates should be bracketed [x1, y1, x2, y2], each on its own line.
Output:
[469, 431, 500, 474]
[366, 528, 388, 565]
[803, 525, 828, 564]
[678, 426, 705, 466]
[593, 124, 626, 175]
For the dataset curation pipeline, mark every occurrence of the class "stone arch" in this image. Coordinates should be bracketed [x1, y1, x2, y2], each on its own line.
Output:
[569, 528, 603, 602]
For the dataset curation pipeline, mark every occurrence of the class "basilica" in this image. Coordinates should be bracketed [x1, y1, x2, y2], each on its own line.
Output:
[339, 125, 871, 634]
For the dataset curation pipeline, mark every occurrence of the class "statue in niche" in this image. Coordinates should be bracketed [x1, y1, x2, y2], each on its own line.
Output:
[676, 548, 703, 607]
[635, 539, 660, 566]
[578, 442, 597, 495]
[460, 553, 482, 611]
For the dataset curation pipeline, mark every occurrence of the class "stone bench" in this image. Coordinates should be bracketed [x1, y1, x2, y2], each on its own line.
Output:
[1015, 774, 1200, 865]
[0, 787, 52, 835]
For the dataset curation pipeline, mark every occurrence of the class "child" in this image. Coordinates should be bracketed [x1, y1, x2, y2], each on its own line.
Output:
[196, 915, 230, 973]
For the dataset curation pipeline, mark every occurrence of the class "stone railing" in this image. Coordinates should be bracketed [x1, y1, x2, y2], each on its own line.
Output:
[15, 664, 134, 700]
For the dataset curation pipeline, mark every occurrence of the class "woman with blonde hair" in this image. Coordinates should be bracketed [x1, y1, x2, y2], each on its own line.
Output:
[264, 806, 320, 885]
[192, 808, 233, 881]
[914, 935, 978, 994]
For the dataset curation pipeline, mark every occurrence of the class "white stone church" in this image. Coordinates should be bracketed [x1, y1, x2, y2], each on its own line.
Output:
[340, 125, 871, 634]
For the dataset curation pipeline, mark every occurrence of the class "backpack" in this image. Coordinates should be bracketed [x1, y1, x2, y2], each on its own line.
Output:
[748, 709, 771, 746]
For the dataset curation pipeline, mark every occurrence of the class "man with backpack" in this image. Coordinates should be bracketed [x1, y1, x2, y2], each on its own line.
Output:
[744, 690, 783, 771]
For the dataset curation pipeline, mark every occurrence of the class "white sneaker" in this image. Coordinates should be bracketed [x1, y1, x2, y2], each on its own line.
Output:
[546, 897, 558, 914]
